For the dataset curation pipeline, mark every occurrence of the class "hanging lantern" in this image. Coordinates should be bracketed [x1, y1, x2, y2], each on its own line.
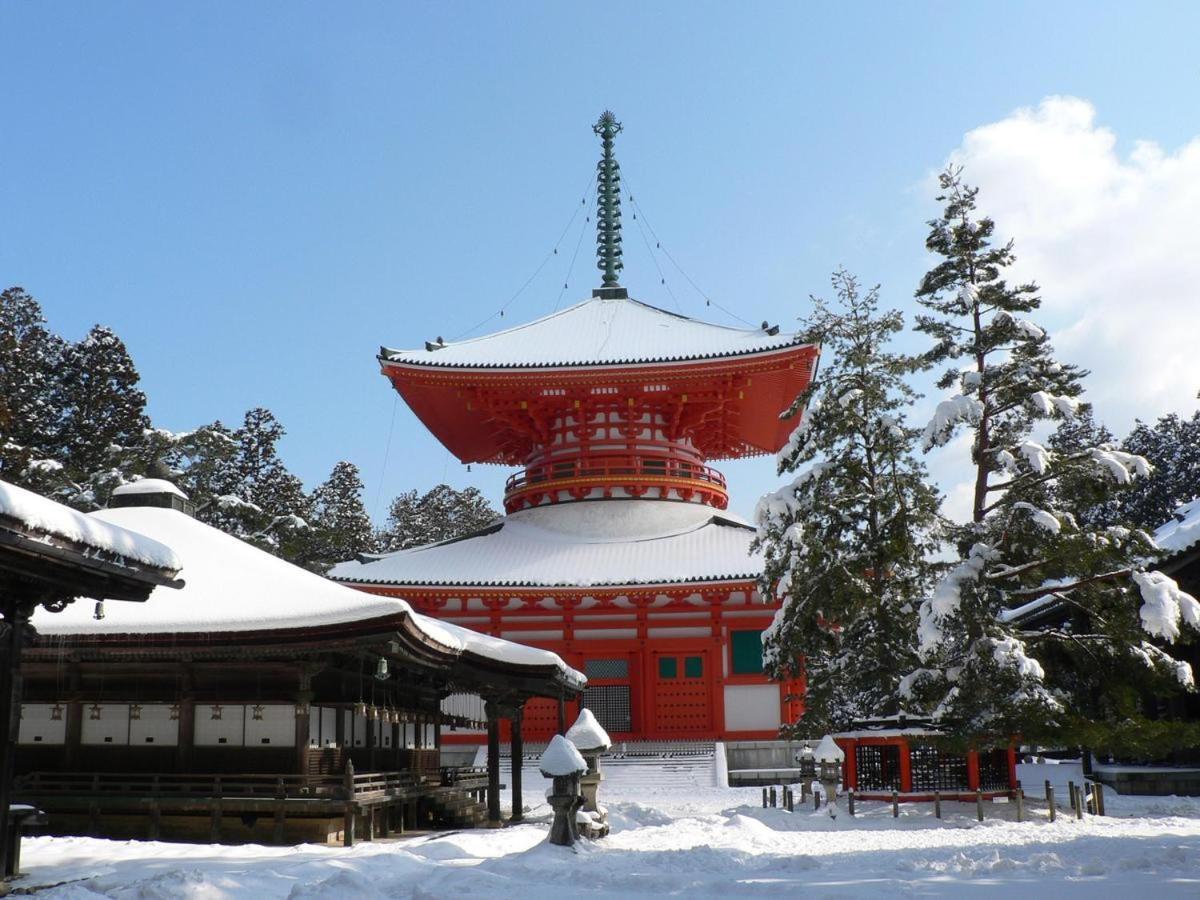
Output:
[252, 704, 265, 721]
[50, 703, 64, 721]
[129, 704, 143, 720]
[355, 701, 367, 719]
[169, 704, 180, 721]
[375, 657, 389, 680]
[88, 704, 102, 721]
[93, 601, 105, 620]
[210, 704, 224, 720]
[390, 709, 400, 725]
[294, 701, 310, 717]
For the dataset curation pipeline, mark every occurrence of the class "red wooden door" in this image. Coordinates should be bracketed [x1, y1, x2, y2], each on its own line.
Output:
[652, 650, 712, 736]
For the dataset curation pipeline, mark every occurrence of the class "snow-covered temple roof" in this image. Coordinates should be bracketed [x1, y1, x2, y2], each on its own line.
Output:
[1154, 497, 1200, 557]
[31, 504, 583, 687]
[0, 479, 180, 571]
[380, 296, 806, 370]
[329, 499, 762, 589]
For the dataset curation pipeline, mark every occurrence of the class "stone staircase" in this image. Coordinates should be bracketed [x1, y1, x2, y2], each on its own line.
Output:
[426, 787, 489, 828]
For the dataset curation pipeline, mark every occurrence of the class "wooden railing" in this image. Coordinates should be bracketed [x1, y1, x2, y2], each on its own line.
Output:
[504, 453, 728, 510]
[14, 770, 438, 804]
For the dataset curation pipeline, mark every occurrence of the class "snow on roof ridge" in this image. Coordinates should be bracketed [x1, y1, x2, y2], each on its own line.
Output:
[380, 294, 805, 369]
[1154, 496, 1200, 556]
[112, 478, 189, 500]
[0, 478, 181, 570]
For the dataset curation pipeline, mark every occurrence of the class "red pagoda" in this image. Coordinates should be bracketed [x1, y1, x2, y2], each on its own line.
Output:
[333, 112, 819, 744]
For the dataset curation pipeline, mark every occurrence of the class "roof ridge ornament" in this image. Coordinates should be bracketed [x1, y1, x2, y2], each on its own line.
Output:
[593, 111, 627, 299]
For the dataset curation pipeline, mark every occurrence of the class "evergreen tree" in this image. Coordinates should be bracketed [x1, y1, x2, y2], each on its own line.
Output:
[379, 483, 499, 551]
[0, 287, 67, 487]
[1118, 408, 1200, 531]
[907, 169, 1200, 750]
[301, 461, 377, 572]
[1047, 404, 1120, 528]
[58, 325, 149, 483]
[755, 271, 944, 732]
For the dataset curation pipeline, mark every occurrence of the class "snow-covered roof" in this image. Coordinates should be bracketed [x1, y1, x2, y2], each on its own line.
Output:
[539, 733, 587, 776]
[565, 708, 612, 751]
[1154, 497, 1200, 557]
[329, 500, 762, 589]
[381, 296, 806, 370]
[28, 505, 584, 686]
[0, 479, 180, 571]
[112, 479, 189, 500]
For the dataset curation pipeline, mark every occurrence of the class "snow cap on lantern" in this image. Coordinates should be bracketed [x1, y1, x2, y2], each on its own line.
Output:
[565, 708, 612, 753]
[539, 733, 587, 777]
[814, 734, 845, 764]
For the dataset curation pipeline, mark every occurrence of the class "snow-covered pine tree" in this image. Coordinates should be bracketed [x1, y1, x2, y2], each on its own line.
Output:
[301, 461, 377, 573]
[1046, 403, 1120, 528]
[0, 287, 68, 487]
[379, 484, 499, 551]
[58, 325, 149, 485]
[1118, 408, 1200, 531]
[907, 169, 1200, 750]
[225, 408, 310, 557]
[755, 270, 944, 733]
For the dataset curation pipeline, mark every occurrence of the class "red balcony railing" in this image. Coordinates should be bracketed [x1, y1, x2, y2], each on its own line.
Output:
[504, 454, 728, 512]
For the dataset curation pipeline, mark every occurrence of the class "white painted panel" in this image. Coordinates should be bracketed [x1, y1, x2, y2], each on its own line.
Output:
[82, 704, 130, 745]
[723, 685, 781, 731]
[194, 704, 245, 746]
[575, 628, 637, 639]
[245, 705, 295, 747]
[320, 707, 337, 747]
[351, 712, 367, 747]
[500, 629, 563, 641]
[424, 724, 437, 747]
[129, 704, 179, 746]
[647, 626, 711, 638]
[308, 707, 321, 746]
[19, 704, 66, 745]
[378, 719, 392, 748]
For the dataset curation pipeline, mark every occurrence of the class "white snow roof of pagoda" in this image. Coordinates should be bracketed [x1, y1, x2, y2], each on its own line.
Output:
[329, 499, 763, 589]
[381, 295, 806, 369]
[1154, 497, 1200, 556]
[30, 505, 583, 684]
[0, 479, 179, 570]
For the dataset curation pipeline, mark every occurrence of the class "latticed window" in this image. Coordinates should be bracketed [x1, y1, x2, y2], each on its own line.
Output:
[581, 685, 631, 733]
[909, 743, 969, 791]
[854, 743, 901, 791]
[584, 659, 629, 680]
[978, 748, 1010, 792]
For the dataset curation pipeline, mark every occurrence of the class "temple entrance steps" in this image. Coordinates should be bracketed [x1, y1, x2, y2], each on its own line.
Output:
[424, 789, 488, 828]
[475, 741, 720, 794]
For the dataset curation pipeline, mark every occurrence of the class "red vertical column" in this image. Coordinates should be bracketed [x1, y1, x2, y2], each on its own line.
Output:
[1007, 744, 1018, 790]
[966, 750, 980, 791]
[841, 739, 857, 791]
[899, 741, 913, 793]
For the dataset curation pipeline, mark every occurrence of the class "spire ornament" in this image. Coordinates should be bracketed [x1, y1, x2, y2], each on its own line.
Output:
[593, 111, 625, 295]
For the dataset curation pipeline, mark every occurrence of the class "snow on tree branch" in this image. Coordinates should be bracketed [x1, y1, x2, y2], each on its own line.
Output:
[921, 394, 983, 451]
[1133, 570, 1200, 643]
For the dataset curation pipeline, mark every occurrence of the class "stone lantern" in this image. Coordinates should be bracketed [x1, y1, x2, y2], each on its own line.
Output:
[793, 740, 817, 802]
[813, 734, 845, 816]
[538, 734, 587, 847]
[565, 709, 611, 838]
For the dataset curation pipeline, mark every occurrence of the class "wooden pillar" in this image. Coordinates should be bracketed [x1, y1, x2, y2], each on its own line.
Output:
[485, 702, 502, 825]
[966, 750, 980, 792]
[557, 691, 567, 735]
[843, 739, 858, 791]
[1007, 744, 1018, 790]
[294, 670, 313, 776]
[509, 704, 525, 823]
[0, 598, 34, 877]
[343, 759, 356, 847]
[899, 741, 913, 793]
[63, 698, 83, 769]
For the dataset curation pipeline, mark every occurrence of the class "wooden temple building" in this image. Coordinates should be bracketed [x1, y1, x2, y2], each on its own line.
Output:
[331, 112, 819, 745]
[14, 480, 583, 844]
[0, 478, 182, 874]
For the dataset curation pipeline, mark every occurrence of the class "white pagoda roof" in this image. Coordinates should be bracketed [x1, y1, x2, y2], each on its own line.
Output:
[380, 295, 804, 369]
[31, 505, 583, 685]
[329, 499, 763, 589]
[1154, 497, 1200, 556]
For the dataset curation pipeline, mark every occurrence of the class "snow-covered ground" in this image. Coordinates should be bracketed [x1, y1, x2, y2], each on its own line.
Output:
[18, 763, 1200, 897]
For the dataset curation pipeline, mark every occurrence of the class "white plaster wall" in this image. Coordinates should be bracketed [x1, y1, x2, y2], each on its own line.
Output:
[82, 704, 130, 746]
[723, 685, 781, 731]
[19, 703, 66, 745]
[129, 704, 179, 746]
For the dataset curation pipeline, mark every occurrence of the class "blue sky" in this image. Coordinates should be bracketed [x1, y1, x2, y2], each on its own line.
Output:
[4, 2, 1198, 521]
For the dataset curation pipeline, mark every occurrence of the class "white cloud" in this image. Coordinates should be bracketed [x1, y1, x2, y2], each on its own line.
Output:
[944, 95, 1200, 432]
[921, 97, 1200, 525]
